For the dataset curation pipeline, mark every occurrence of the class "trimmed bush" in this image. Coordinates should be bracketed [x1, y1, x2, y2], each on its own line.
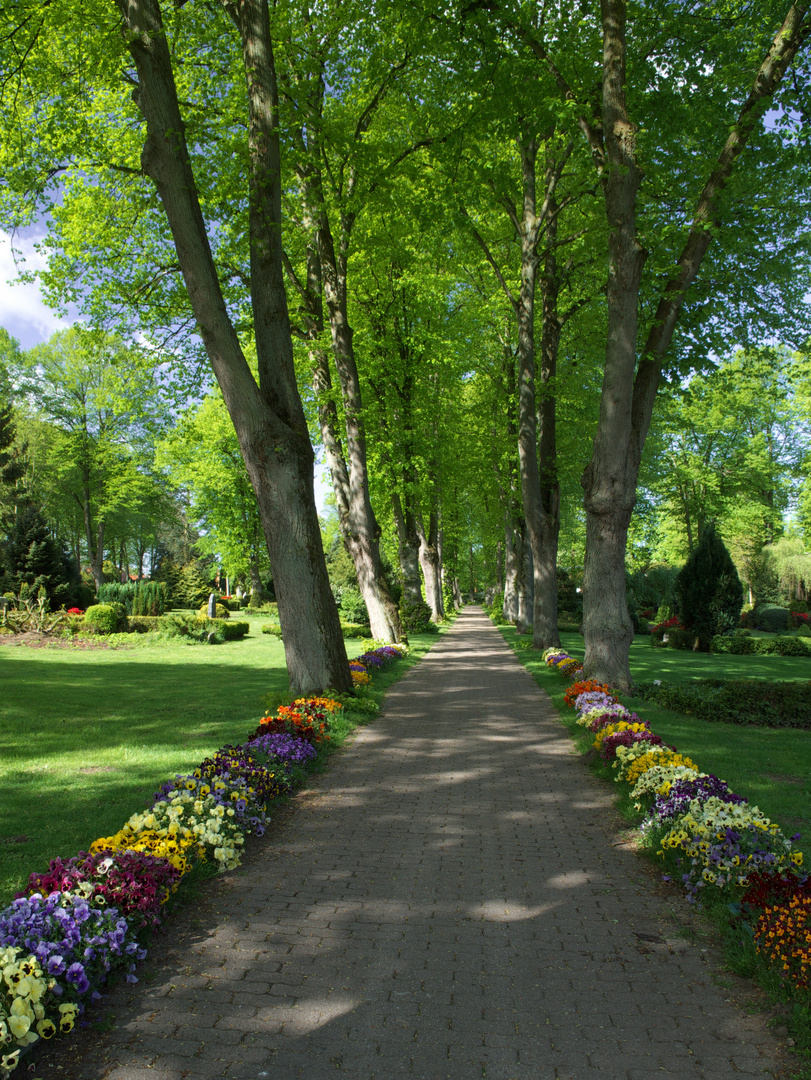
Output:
[755, 604, 790, 634]
[711, 630, 754, 655]
[197, 602, 230, 619]
[261, 623, 283, 639]
[341, 621, 372, 638]
[635, 678, 811, 729]
[127, 615, 162, 633]
[84, 603, 127, 634]
[774, 634, 811, 657]
[399, 595, 433, 633]
[193, 617, 248, 640]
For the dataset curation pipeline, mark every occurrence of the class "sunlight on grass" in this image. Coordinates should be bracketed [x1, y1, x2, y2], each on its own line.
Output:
[0, 621, 442, 906]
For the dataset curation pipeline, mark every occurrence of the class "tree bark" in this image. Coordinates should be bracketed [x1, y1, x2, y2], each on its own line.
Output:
[416, 508, 444, 621]
[578, 0, 809, 689]
[115, 0, 351, 692]
[392, 492, 423, 612]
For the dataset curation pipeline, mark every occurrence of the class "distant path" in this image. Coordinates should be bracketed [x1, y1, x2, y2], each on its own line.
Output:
[36, 606, 783, 1079]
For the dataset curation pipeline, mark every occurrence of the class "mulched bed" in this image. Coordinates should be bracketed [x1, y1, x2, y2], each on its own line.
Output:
[0, 632, 118, 650]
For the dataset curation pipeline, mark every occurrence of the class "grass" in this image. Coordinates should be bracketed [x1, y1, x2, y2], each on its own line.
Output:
[499, 629, 811, 838]
[0, 619, 445, 907]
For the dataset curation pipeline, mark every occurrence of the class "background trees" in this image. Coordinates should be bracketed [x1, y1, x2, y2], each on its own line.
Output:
[0, 0, 810, 686]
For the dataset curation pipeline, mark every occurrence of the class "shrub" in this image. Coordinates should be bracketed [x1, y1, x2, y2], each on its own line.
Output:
[489, 594, 505, 624]
[197, 602, 230, 619]
[711, 629, 754, 655]
[634, 678, 811, 728]
[755, 603, 790, 634]
[261, 622, 283, 639]
[83, 603, 127, 634]
[674, 522, 743, 650]
[127, 615, 162, 634]
[797, 624, 811, 638]
[399, 594, 433, 633]
[193, 617, 248, 640]
[341, 621, 372, 638]
[774, 634, 811, 657]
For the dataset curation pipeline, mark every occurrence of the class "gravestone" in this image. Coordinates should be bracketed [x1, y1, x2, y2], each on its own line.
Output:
[207, 592, 217, 619]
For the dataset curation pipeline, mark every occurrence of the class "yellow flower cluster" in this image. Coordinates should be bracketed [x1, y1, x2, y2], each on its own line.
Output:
[658, 797, 797, 887]
[0, 946, 78, 1073]
[90, 827, 199, 875]
[629, 764, 701, 808]
[592, 721, 646, 753]
[623, 749, 698, 788]
[92, 786, 246, 875]
[293, 696, 344, 713]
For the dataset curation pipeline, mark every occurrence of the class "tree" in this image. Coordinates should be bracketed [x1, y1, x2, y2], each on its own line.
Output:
[0, 503, 81, 608]
[487, 0, 811, 687]
[156, 391, 271, 599]
[1, 0, 352, 692]
[675, 522, 744, 649]
[13, 327, 161, 589]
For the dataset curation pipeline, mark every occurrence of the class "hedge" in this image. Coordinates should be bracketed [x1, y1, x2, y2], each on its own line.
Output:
[633, 678, 811, 729]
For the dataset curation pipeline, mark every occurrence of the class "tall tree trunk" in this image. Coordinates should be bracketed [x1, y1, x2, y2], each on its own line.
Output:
[116, 0, 351, 693]
[578, 1, 808, 689]
[416, 509, 444, 621]
[580, 0, 644, 688]
[392, 492, 424, 613]
[316, 215, 403, 642]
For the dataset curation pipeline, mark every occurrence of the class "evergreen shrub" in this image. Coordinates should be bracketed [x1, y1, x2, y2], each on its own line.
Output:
[635, 679, 811, 728]
[84, 603, 127, 635]
[127, 615, 162, 633]
[755, 604, 790, 634]
[193, 617, 248, 640]
[399, 594, 433, 633]
[341, 621, 372, 638]
[197, 602, 230, 619]
[675, 523, 743, 650]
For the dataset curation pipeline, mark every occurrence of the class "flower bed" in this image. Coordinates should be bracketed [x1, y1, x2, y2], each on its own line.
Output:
[543, 646, 809, 1007]
[0, 643, 408, 1076]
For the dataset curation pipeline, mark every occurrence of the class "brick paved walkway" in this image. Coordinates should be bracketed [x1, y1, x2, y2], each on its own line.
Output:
[37, 607, 784, 1079]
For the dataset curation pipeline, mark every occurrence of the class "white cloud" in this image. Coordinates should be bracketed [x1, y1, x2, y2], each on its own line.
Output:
[0, 231, 79, 350]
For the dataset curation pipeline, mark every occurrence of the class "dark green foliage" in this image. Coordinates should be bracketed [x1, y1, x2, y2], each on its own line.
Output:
[753, 603, 790, 634]
[174, 563, 212, 608]
[675, 523, 743, 650]
[711, 630, 754, 654]
[341, 621, 372, 638]
[98, 581, 168, 615]
[0, 402, 25, 525]
[634, 679, 811, 729]
[399, 594, 433, 633]
[126, 615, 162, 633]
[84, 603, 128, 634]
[0, 504, 79, 608]
[192, 616, 249, 640]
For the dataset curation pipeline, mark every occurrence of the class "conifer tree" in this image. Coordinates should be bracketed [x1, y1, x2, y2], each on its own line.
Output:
[675, 523, 744, 650]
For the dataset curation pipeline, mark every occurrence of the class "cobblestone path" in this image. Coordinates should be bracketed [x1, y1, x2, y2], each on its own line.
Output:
[36, 607, 784, 1079]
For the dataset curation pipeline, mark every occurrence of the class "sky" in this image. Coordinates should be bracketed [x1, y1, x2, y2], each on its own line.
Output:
[0, 229, 79, 349]
[0, 227, 333, 513]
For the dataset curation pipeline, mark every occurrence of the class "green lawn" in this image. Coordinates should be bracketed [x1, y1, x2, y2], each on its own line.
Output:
[499, 628, 811, 838]
[0, 621, 442, 907]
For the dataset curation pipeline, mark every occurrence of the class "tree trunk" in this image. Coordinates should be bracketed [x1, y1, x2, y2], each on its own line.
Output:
[116, 0, 351, 693]
[578, 0, 809, 690]
[392, 492, 424, 612]
[416, 509, 444, 621]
